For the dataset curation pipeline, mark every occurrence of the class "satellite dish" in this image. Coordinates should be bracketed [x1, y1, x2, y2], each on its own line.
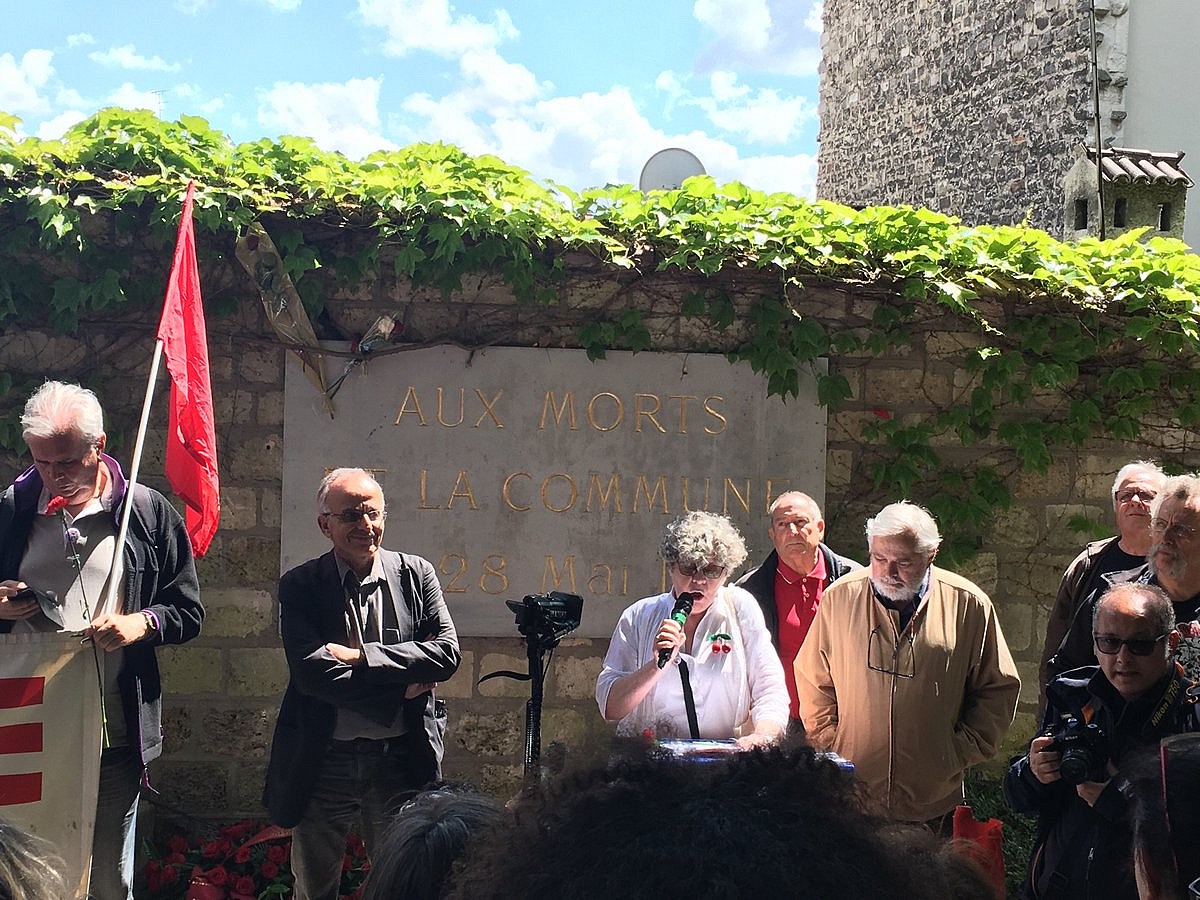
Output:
[638, 148, 706, 191]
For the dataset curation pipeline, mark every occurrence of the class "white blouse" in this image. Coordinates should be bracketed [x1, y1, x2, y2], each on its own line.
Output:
[596, 585, 789, 740]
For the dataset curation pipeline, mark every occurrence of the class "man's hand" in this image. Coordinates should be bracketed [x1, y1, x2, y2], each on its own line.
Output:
[87, 612, 152, 651]
[0, 581, 38, 622]
[1029, 735, 1062, 784]
[325, 642, 363, 666]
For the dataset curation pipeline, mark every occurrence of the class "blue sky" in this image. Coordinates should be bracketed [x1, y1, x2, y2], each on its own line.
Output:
[1, 0, 823, 195]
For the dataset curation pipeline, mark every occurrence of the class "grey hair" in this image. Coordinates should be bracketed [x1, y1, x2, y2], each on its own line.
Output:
[1093, 582, 1175, 636]
[1150, 473, 1200, 521]
[659, 510, 748, 571]
[21, 381, 105, 448]
[865, 501, 941, 556]
[0, 817, 68, 900]
[1111, 461, 1165, 510]
[768, 491, 822, 519]
[316, 467, 384, 513]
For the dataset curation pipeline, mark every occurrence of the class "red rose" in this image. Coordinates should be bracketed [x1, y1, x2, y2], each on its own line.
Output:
[207, 866, 229, 886]
[345, 834, 366, 857]
[234, 876, 256, 895]
[145, 860, 161, 875]
[168, 835, 189, 854]
[202, 840, 224, 860]
[163, 867, 180, 884]
[234, 847, 252, 864]
[260, 862, 279, 879]
[45, 495, 69, 515]
[166, 852, 186, 866]
[267, 844, 288, 864]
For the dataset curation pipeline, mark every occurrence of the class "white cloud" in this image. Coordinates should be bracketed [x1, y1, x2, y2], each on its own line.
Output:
[806, 0, 823, 34]
[176, 0, 211, 13]
[66, 33, 95, 48]
[697, 72, 814, 144]
[357, 0, 517, 58]
[734, 151, 817, 198]
[257, 0, 302, 9]
[55, 87, 87, 108]
[107, 83, 166, 112]
[89, 45, 182, 73]
[257, 77, 396, 158]
[36, 110, 88, 139]
[0, 50, 55, 115]
[692, 0, 821, 77]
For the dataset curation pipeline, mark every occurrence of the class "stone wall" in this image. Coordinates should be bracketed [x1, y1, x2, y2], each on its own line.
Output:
[817, 0, 1093, 235]
[2, 260, 1193, 826]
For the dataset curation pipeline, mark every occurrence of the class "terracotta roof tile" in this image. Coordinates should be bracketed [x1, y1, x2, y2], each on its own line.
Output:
[1087, 146, 1193, 187]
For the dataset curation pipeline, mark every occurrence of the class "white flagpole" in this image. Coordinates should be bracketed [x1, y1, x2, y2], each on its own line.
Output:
[101, 339, 166, 615]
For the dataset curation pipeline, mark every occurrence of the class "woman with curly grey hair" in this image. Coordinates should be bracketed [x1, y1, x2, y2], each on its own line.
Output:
[595, 510, 788, 747]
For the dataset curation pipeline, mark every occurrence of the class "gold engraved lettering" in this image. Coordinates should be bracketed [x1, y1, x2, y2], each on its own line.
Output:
[436, 387, 465, 427]
[394, 387, 428, 426]
[540, 473, 578, 513]
[622, 565, 629, 596]
[501, 472, 532, 512]
[418, 470, 442, 509]
[633, 475, 669, 513]
[479, 555, 509, 595]
[446, 470, 478, 510]
[703, 396, 727, 435]
[540, 391, 577, 430]
[680, 476, 711, 512]
[584, 473, 623, 513]
[588, 564, 613, 595]
[634, 393, 666, 434]
[542, 555, 578, 593]
[438, 554, 468, 592]
[474, 389, 505, 428]
[669, 395, 697, 433]
[723, 478, 751, 515]
[586, 392, 624, 432]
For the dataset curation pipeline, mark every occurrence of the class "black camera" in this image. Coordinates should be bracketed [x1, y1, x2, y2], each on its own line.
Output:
[506, 592, 583, 649]
[1048, 716, 1110, 785]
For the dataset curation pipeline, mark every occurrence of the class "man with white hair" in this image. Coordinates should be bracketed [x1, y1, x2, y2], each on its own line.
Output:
[1037, 461, 1165, 711]
[1050, 472, 1200, 684]
[796, 501, 1020, 827]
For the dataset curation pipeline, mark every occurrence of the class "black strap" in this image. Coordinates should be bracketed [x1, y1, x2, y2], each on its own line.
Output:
[678, 661, 700, 739]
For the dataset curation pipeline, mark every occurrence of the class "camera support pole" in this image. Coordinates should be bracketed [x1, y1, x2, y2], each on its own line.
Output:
[479, 633, 550, 781]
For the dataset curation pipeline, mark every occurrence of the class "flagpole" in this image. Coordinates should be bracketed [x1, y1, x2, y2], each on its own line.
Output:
[101, 340, 165, 614]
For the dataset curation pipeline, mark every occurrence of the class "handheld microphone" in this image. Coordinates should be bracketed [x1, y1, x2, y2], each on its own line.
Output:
[657, 592, 695, 668]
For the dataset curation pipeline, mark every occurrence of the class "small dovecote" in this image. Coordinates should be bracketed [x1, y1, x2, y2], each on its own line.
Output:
[1063, 145, 1192, 240]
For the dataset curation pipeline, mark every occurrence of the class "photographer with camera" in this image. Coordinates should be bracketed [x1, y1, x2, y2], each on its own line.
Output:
[1005, 582, 1200, 900]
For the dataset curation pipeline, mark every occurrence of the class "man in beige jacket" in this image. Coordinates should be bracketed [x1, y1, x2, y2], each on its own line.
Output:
[796, 501, 1020, 828]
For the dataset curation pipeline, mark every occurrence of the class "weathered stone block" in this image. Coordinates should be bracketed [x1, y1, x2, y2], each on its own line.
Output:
[1013, 460, 1075, 502]
[214, 390, 254, 426]
[195, 707, 273, 759]
[477, 653, 533, 698]
[227, 433, 284, 481]
[258, 390, 285, 426]
[203, 589, 274, 639]
[1044, 504, 1107, 548]
[218, 486, 258, 531]
[996, 601, 1034, 654]
[261, 488, 282, 530]
[159, 646, 223, 695]
[986, 506, 1042, 549]
[439, 651, 475, 699]
[863, 367, 952, 406]
[227, 649, 288, 698]
[452, 711, 523, 756]
[551, 655, 603, 700]
[957, 552, 998, 597]
[237, 347, 284, 383]
[477, 763, 523, 798]
[151, 761, 230, 814]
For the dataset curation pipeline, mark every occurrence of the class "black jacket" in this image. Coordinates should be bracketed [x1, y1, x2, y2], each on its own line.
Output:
[1004, 665, 1200, 900]
[736, 544, 861, 649]
[0, 458, 203, 766]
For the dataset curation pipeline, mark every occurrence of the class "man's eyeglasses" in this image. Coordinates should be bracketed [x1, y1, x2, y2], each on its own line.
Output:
[1115, 488, 1156, 504]
[1149, 518, 1197, 541]
[1093, 633, 1168, 656]
[676, 562, 727, 580]
[322, 508, 387, 524]
[867, 626, 915, 678]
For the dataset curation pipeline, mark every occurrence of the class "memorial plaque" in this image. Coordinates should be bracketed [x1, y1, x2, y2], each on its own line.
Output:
[282, 346, 826, 636]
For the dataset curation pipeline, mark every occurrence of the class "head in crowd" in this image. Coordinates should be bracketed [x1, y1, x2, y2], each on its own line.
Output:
[1112, 461, 1164, 533]
[1091, 582, 1177, 701]
[444, 742, 992, 900]
[1127, 733, 1200, 900]
[1147, 474, 1200, 583]
[361, 785, 502, 900]
[768, 491, 825, 572]
[315, 467, 387, 575]
[20, 380, 107, 506]
[659, 510, 749, 573]
[865, 501, 941, 603]
[0, 817, 68, 900]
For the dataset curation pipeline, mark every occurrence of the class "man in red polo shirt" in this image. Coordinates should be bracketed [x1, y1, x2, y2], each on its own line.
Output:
[737, 491, 861, 729]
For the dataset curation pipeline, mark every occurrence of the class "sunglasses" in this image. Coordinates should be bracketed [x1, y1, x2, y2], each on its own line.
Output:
[676, 562, 727, 580]
[1093, 633, 1167, 656]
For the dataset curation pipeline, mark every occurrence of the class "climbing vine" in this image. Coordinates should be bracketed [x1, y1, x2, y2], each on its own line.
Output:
[2, 108, 1199, 563]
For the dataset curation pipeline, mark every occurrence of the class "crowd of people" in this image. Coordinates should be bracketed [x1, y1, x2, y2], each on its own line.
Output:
[3, 377, 1199, 900]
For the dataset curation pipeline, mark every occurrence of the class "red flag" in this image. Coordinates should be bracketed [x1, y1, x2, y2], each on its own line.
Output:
[156, 181, 219, 556]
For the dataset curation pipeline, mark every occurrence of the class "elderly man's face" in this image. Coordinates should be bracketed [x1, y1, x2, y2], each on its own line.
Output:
[768, 495, 825, 574]
[1148, 495, 1200, 584]
[318, 472, 386, 575]
[26, 431, 105, 506]
[869, 534, 933, 603]
[1113, 470, 1160, 545]
[1093, 592, 1175, 701]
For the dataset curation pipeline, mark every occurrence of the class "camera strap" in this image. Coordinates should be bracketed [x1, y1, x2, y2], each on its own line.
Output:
[678, 661, 701, 740]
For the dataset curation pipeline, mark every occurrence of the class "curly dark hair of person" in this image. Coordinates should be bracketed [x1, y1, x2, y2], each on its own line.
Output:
[1127, 733, 1200, 900]
[444, 741, 992, 900]
[360, 784, 502, 900]
[0, 817, 68, 900]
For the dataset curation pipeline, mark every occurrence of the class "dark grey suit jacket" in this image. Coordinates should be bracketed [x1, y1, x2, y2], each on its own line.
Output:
[263, 548, 460, 827]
